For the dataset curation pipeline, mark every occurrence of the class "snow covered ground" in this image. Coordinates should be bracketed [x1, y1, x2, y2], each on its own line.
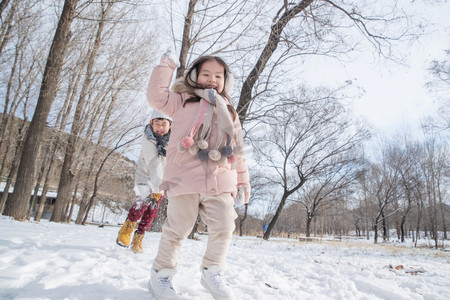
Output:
[0, 215, 449, 300]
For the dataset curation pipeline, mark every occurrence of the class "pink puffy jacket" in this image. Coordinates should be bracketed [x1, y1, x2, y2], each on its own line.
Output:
[147, 65, 251, 203]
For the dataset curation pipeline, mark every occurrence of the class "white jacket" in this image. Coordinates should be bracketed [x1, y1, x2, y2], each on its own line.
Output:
[134, 125, 167, 196]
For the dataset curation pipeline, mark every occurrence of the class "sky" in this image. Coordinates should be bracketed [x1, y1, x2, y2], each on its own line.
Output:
[303, 1, 450, 138]
[1, 215, 449, 300]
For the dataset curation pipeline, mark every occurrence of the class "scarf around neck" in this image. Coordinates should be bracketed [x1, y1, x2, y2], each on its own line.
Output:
[176, 88, 244, 165]
[145, 123, 171, 157]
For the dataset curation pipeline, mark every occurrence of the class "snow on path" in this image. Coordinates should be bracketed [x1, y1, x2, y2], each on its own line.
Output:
[0, 216, 449, 300]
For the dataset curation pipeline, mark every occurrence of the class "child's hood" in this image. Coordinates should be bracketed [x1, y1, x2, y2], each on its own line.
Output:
[171, 77, 231, 105]
[171, 77, 194, 95]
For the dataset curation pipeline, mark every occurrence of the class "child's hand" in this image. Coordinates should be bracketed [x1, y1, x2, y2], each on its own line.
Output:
[234, 186, 246, 208]
[160, 49, 180, 69]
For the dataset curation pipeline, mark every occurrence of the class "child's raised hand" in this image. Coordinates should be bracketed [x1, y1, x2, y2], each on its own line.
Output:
[160, 49, 180, 69]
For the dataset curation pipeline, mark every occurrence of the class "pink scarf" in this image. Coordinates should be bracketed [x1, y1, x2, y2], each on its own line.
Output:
[177, 89, 244, 165]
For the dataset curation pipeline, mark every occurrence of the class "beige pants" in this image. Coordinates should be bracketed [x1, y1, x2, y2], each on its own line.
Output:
[153, 193, 237, 270]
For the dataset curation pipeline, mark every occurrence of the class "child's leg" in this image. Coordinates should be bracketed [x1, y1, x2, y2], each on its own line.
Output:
[199, 193, 237, 268]
[153, 194, 200, 270]
[117, 195, 152, 247]
[136, 193, 161, 234]
[127, 195, 150, 222]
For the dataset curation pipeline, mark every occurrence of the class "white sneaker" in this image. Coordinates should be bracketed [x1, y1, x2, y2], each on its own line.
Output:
[148, 268, 177, 300]
[200, 265, 235, 300]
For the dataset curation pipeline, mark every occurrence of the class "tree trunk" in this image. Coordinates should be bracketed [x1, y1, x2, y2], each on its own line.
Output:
[176, 0, 198, 78]
[0, 0, 14, 56]
[34, 145, 59, 222]
[0, 0, 11, 17]
[0, 122, 27, 214]
[0, 36, 22, 177]
[28, 182, 40, 219]
[76, 201, 88, 224]
[414, 200, 422, 247]
[237, 0, 313, 124]
[365, 218, 370, 240]
[382, 211, 388, 241]
[0, 117, 14, 181]
[438, 191, 447, 240]
[63, 199, 70, 222]
[263, 193, 289, 240]
[75, 178, 92, 224]
[73, 146, 97, 224]
[27, 140, 53, 219]
[239, 204, 248, 237]
[34, 191, 47, 222]
[3, 0, 79, 220]
[400, 215, 406, 242]
[305, 215, 313, 238]
[52, 2, 107, 222]
[65, 180, 80, 223]
[77, 90, 119, 224]
[373, 222, 378, 244]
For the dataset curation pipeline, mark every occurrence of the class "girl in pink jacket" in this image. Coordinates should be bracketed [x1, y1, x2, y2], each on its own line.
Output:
[147, 51, 250, 300]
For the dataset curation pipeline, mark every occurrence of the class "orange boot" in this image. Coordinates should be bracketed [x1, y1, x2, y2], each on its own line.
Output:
[116, 219, 137, 247]
[131, 231, 144, 253]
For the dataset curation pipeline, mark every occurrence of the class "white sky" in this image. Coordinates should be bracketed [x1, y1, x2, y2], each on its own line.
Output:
[303, 1, 450, 137]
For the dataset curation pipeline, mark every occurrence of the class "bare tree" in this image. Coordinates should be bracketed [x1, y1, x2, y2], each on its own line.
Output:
[236, 0, 418, 124]
[32, 80, 80, 222]
[0, 0, 14, 56]
[388, 135, 427, 243]
[410, 157, 426, 247]
[0, 0, 11, 17]
[163, 0, 263, 77]
[393, 142, 416, 243]
[424, 49, 450, 133]
[0, 0, 47, 181]
[237, 0, 313, 123]
[48, 0, 157, 222]
[295, 154, 359, 237]
[0, 119, 27, 213]
[51, 1, 113, 222]
[251, 86, 368, 240]
[420, 138, 449, 248]
[358, 141, 405, 244]
[354, 131, 449, 247]
[81, 127, 141, 225]
[3, 0, 80, 220]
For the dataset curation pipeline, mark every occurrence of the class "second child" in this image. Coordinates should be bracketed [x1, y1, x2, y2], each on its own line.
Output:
[116, 110, 171, 253]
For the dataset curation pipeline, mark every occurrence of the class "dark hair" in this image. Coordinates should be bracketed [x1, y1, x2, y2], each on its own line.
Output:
[183, 56, 237, 120]
[152, 117, 172, 124]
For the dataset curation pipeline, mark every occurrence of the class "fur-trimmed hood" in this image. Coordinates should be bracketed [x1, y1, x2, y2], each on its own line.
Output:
[171, 77, 194, 95]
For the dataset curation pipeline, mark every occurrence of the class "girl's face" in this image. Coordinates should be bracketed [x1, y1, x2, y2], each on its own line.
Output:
[197, 60, 225, 93]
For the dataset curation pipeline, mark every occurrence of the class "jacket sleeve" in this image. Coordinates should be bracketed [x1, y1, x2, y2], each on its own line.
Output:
[135, 136, 161, 195]
[234, 118, 251, 203]
[146, 65, 183, 117]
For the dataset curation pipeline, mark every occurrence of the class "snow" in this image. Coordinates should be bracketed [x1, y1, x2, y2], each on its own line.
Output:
[0, 215, 449, 300]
